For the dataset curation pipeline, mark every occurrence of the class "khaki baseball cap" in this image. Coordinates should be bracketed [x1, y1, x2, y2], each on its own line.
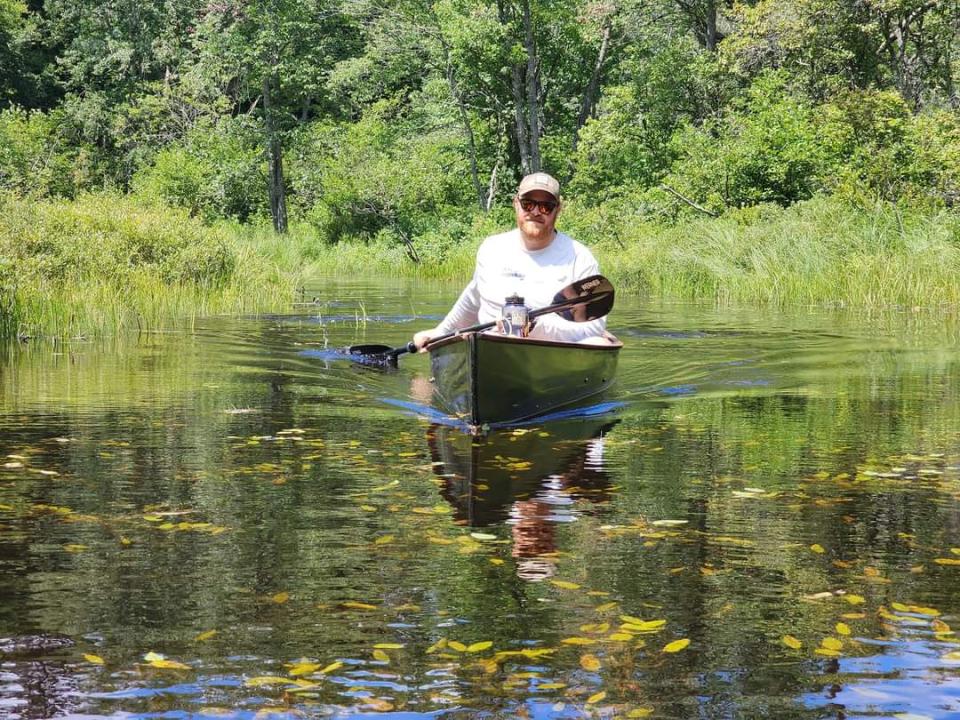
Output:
[517, 172, 560, 199]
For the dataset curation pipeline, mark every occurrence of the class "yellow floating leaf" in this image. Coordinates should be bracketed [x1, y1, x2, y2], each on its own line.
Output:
[195, 630, 217, 642]
[620, 614, 647, 626]
[561, 637, 596, 646]
[595, 602, 618, 612]
[244, 676, 293, 687]
[622, 619, 667, 633]
[538, 683, 567, 690]
[579, 654, 602, 671]
[815, 648, 841, 657]
[933, 558, 960, 565]
[448, 641, 468, 652]
[150, 659, 191, 670]
[608, 633, 633, 642]
[319, 661, 343, 674]
[84, 653, 105, 665]
[374, 535, 395, 545]
[550, 580, 581, 590]
[490, 558, 504, 565]
[951, 548, 960, 556]
[586, 691, 606, 704]
[289, 662, 321, 677]
[425, 639, 447, 654]
[663, 638, 690, 653]
[821, 637, 843, 651]
[941, 651, 960, 662]
[810, 544, 826, 554]
[843, 594, 866, 605]
[271, 592, 289, 604]
[782, 635, 802, 650]
[372, 649, 390, 663]
[628, 710, 654, 718]
[467, 641, 493, 653]
[932, 619, 952, 633]
[63, 544, 88, 553]
[891, 602, 911, 612]
[374, 643, 404, 649]
[143, 652, 165, 662]
[340, 601, 377, 610]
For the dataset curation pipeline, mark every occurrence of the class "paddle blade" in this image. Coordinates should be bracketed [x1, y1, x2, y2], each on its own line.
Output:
[548, 275, 614, 322]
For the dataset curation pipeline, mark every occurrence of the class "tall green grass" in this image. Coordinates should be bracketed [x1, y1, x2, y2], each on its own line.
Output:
[1, 194, 301, 340]
[581, 197, 960, 309]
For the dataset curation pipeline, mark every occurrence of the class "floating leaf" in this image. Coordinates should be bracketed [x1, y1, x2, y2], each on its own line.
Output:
[782, 635, 802, 650]
[374, 643, 404, 650]
[372, 649, 390, 663]
[467, 641, 493, 653]
[448, 641, 468, 652]
[821, 637, 843, 651]
[84, 653, 105, 665]
[63, 544, 88, 553]
[143, 652, 165, 662]
[271, 592, 290, 604]
[628, 710, 654, 718]
[319, 661, 343, 674]
[843, 594, 866, 605]
[663, 638, 690, 653]
[374, 535, 395, 545]
[289, 662, 321, 677]
[425, 639, 447, 654]
[579, 654, 601, 671]
[470, 532, 497, 541]
[340, 601, 377, 610]
[934, 558, 960, 565]
[244, 676, 293, 687]
[815, 648, 841, 657]
[561, 637, 597, 646]
[195, 630, 217, 642]
[652, 520, 687, 526]
[150, 659, 191, 670]
[622, 619, 667, 633]
[550, 580, 581, 590]
[810, 544, 826, 554]
[595, 602, 618, 613]
[586, 691, 606, 704]
[835, 622, 852, 636]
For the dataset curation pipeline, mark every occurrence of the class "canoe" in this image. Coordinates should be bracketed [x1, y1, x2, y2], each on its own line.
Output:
[427, 331, 621, 430]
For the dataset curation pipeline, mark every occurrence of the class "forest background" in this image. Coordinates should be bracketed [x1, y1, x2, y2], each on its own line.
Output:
[1, 0, 959, 338]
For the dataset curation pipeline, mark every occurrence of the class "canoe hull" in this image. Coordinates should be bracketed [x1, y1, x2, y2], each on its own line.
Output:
[428, 332, 620, 429]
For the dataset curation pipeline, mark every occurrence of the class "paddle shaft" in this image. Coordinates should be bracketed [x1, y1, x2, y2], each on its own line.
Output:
[388, 288, 613, 360]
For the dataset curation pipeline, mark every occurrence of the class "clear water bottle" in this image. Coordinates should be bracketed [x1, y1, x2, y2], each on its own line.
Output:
[501, 294, 529, 337]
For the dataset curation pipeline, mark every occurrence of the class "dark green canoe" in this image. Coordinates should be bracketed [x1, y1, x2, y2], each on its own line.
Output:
[427, 331, 621, 431]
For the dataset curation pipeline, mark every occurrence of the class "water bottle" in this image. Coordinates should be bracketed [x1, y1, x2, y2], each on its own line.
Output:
[501, 294, 529, 337]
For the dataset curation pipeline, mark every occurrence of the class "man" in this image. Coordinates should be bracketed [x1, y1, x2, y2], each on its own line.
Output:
[412, 172, 610, 349]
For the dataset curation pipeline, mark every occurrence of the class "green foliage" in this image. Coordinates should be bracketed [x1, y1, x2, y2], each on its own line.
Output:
[0, 107, 77, 196]
[290, 99, 473, 242]
[659, 72, 833, 212]
[133, 118, 269, 222]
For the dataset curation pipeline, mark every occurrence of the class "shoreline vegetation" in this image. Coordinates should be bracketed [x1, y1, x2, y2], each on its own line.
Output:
[3, 0, 960, 341]
[3, 191, 959, 341]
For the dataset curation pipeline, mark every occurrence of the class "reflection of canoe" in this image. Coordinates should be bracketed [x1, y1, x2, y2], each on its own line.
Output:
[428, 332, 621, 430]
[427, 417, 619, 527]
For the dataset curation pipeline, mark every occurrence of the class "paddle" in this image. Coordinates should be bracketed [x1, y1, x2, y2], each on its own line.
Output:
[347, 274, 614, 367]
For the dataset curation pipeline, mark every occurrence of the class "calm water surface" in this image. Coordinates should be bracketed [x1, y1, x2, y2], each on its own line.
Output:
[2, 277, 960, 719]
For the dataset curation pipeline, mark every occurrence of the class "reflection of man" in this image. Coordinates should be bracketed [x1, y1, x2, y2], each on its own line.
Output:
[412, 172, 612, 349]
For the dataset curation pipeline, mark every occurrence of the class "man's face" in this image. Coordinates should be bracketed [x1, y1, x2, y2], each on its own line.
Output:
[514, 190, 560, 249]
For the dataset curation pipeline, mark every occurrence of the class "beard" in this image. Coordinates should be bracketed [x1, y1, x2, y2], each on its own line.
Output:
[519, 218, 553, 242]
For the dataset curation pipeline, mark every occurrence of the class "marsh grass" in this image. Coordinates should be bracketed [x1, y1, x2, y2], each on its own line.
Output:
[589, 197, 960, 308]
[3, 192, 958, 342]
[2, 194, 300, 340]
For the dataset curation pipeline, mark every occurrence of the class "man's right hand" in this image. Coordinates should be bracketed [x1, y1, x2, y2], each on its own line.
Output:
[412, 328, 438, 351]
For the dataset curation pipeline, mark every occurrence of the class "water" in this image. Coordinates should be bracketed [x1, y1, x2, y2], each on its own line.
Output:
[2, 276, 960, 719]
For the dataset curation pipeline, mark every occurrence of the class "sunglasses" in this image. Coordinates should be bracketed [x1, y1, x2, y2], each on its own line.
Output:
[518, 197, 558, 214]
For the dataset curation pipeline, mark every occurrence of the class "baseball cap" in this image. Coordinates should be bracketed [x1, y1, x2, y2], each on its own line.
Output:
[517, 172, 560, 200]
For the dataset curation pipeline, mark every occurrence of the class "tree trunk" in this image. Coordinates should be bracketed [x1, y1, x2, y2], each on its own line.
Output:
[704, 0, 718, 52]
[573, 23, 611, 152]
[441, 37, 485, 211]
[520, 0, 541, 172]
[262, 73, 288, 234]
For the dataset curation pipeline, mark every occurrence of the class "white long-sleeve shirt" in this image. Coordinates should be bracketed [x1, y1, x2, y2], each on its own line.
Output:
[434, 228, 606, 343]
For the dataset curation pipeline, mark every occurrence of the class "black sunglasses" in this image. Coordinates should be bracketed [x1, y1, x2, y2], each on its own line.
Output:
[518, 197, 558, 214]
